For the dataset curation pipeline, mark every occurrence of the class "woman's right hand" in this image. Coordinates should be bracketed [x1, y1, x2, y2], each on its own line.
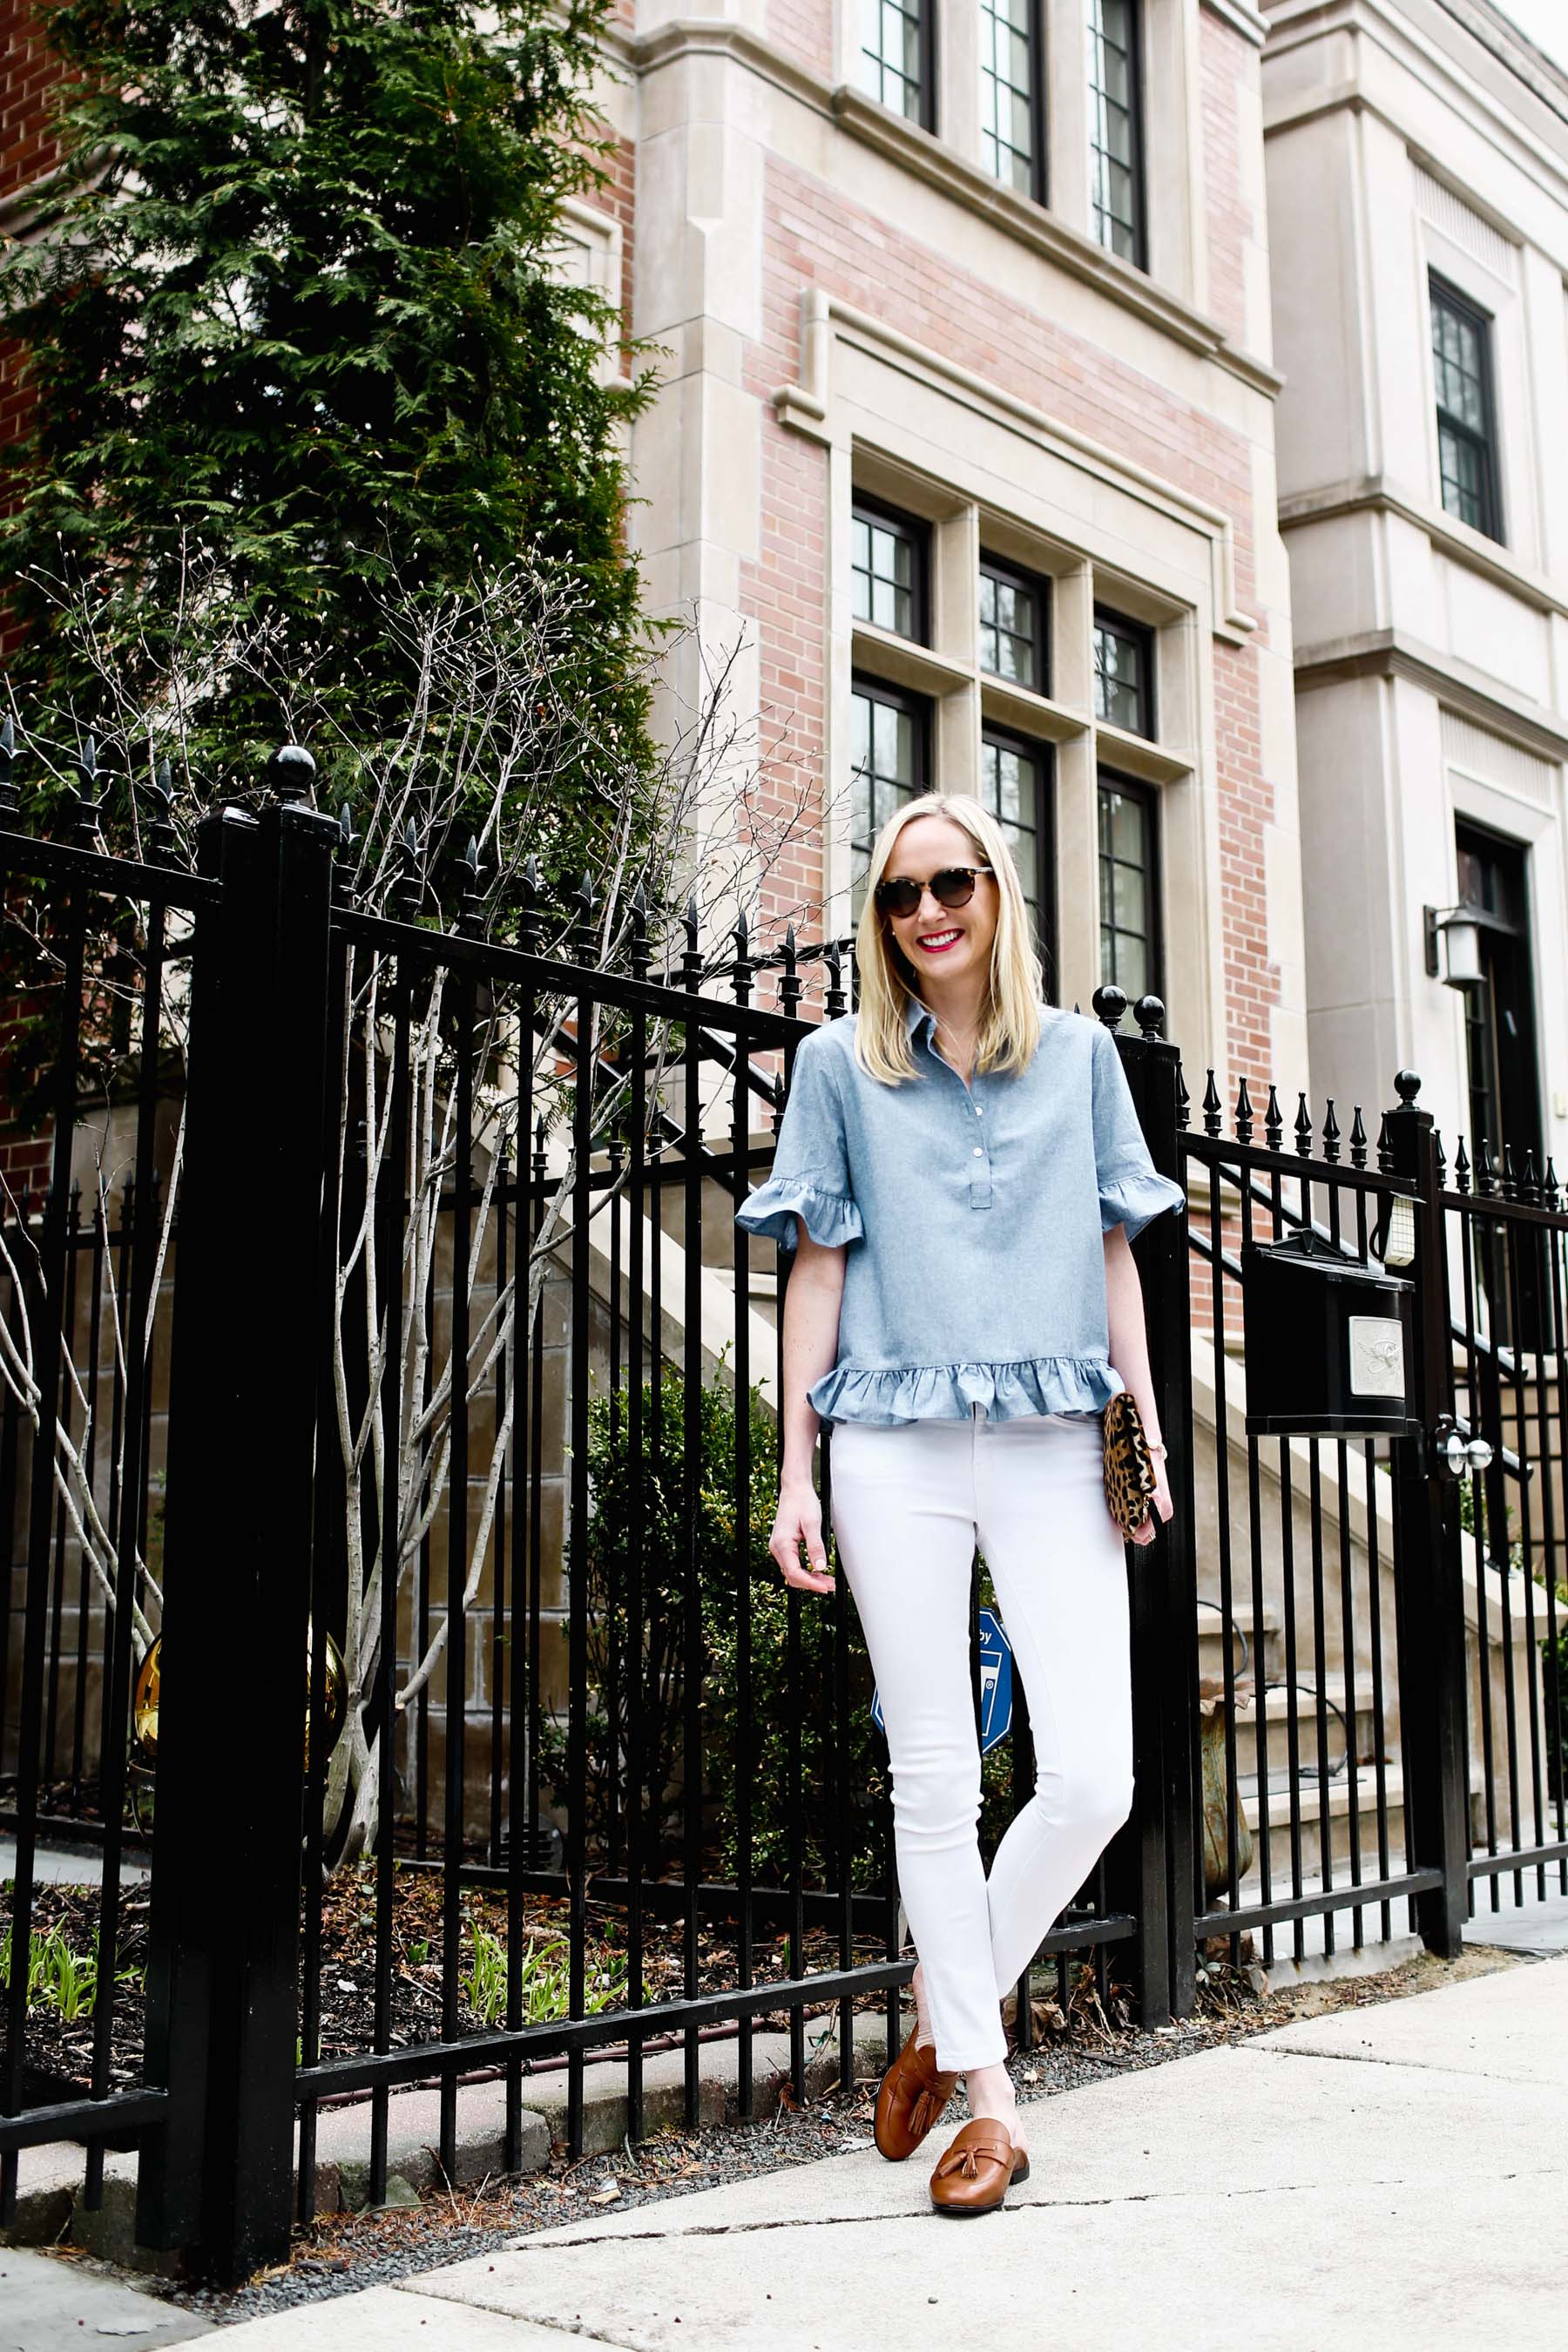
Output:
[769, 1472, 838, 1595]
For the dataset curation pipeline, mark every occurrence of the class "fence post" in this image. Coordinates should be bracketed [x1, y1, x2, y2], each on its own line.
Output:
[137, 768, 340, 2281]
[1097, 989, 1193, 2025]
[1385, 1071, 1470, 1957]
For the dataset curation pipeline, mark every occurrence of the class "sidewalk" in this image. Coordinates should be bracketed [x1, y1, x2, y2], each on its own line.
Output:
[199, 1950, 1566, 2351]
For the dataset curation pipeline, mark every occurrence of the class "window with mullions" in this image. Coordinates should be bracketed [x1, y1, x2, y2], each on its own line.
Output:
[1430, 274, 1502, 543]
[981, 0, 1042, 200]
[1087, 0, 1144, 267]
[1093, 608, 1153, 736]
[852, 500, 929, 643]
[1098, 775, 1159, 1002]
[851, 677, 929, 928]
[855, 0, 930, 129]
[979, 558, 1047, 693]
[982, 728, 1054, 972]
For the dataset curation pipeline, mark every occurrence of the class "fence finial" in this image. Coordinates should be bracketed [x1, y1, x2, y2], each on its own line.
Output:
[517, 852, 542, 955]
[267, 743, 317, 806]
[627, 875, 649, 980]
[729, 906, 753, 1006]
[780, 923, 801, 1019]
[457, 835, 484, 936]
[678, 892, 702, 991]
[0, 713, 17, 825]
[74, 733, 103, 847]
[823, 936, 845, 1018]
[1349, 1105, 1368, 1170]
[145, 758, 177, 865]
[332, 802, 356, 906]
[571, 868, 596, 963]
[396, 816, 423, 919]
[1233, 1073, 1253, 1145]
[1092, 983, 1126, 1030]
[1201, 1069, 1221, 1138]
[1322, 1098, 1340, 1163]
[1133, 993, 1166, 1039]
[1264, 1085, 1282, 1152]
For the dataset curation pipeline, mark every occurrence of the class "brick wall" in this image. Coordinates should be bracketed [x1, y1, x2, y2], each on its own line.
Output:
[740, 150, 1274, 1069]
[1199, 7, 1253, 349]
[0, 0, 66, 210]
[767, 0, 834, 81]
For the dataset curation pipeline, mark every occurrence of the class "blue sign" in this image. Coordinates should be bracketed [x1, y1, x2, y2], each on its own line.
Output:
[871, 1606, 1014, 1755]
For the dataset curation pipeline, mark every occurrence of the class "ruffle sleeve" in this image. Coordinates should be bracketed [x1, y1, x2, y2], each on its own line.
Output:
[1091, 1022, 1186, 1242]
[734, 1028, 863, 1255]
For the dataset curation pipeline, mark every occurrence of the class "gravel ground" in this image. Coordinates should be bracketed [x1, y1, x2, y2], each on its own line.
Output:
[29, 1936, 1523, 2328]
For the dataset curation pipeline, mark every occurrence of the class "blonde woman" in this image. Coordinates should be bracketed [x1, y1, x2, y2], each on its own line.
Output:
[734, 793, 1183, 2217]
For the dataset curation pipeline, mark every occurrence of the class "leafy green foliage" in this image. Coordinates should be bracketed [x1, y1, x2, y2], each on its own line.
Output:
[546, 1363, 894, 1892]
[0, 0, 654, 785]
[0, 1918, 142, 2020]
[547, 1363, 1027, 1894]
[461, 1914, 627, 2026]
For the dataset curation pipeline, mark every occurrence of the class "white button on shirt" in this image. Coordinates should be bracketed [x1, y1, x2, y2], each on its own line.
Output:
[734, 994, 1186, 1428]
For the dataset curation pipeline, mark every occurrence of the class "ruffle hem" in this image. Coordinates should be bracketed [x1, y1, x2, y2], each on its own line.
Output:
[808, 1354, 1124, 1427]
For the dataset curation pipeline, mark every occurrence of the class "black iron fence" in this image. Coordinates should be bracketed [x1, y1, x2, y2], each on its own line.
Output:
[1, 748, 1563, 2281]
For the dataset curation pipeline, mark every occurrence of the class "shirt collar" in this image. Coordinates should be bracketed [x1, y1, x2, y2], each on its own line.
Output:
[903, 992, 936, 1044]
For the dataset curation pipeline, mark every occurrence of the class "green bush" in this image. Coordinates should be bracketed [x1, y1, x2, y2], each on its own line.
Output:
[544, 1361, 1041, 1896]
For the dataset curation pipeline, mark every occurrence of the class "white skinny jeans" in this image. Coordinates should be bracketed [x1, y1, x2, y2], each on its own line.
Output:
[828, 1403, 1135, 2073]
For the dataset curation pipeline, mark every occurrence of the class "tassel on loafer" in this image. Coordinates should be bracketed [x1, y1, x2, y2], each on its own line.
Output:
[928, 2119, 1031, 2217]
[873, 2025, 959, 2162]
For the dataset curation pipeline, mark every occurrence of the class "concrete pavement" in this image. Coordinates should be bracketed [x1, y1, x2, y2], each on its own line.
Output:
[205, 1950, 1566, 2351]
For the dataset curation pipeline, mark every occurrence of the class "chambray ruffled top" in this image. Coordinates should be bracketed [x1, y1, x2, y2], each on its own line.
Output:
[733, 995, 1186, 1428]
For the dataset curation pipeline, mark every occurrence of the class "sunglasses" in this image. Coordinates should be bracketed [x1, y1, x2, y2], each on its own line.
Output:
[874, 864, 994, 920]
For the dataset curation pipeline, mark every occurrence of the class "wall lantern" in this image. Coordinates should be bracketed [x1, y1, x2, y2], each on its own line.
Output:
[1423, 902, 1484, 990]
[1240, 1229, 1416, 1439]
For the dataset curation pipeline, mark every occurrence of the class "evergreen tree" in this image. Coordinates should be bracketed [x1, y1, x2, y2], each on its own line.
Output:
[0, 0, 654, 794]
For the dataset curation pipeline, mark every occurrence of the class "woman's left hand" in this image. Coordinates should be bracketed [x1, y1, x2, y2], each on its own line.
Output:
[1126, 1451, 1173, 1549]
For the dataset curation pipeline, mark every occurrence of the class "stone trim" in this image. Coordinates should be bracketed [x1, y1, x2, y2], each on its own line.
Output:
[774, 287, 1260, 646]
[622, 18, 1282, 401]
[1292, 626, 1568, 763]
[1277, 476, 1568, 624]
[1202, 0, 1268, 46]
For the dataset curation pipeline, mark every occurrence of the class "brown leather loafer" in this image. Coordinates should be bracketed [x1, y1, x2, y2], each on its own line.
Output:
[873, 2025, 958, 2161]
[928, 2119, 1031, 2216]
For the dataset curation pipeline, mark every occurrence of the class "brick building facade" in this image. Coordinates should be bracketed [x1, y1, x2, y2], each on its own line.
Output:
[0, 0, 1301, 1108]
[586, 2, 1303, 1107]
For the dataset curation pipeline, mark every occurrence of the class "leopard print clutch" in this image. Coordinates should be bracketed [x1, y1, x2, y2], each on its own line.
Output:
[1102, 1388, 1158, 1538]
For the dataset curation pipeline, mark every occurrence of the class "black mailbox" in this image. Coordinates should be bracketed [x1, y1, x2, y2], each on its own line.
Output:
[1240, 1230, 1416, 1439]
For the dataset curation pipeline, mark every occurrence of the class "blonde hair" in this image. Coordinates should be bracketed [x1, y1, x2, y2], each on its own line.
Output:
[851, 793, 1046, 1085]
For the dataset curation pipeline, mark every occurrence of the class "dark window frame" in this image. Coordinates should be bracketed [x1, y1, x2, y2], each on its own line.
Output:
[850, 669, 933, 931]
[980, 0, 1048, 207]
[1097, 768, 1162, 1005]
[1092, 604, 1157, 740]
[978, 551, 1051, 697]
[851, 494, 933, 647]
[1087, 0, 1147, 272]
[1429, 270, 1503, 544]
[980, 720, 1058, 987]
[857, 0, 937, 135]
